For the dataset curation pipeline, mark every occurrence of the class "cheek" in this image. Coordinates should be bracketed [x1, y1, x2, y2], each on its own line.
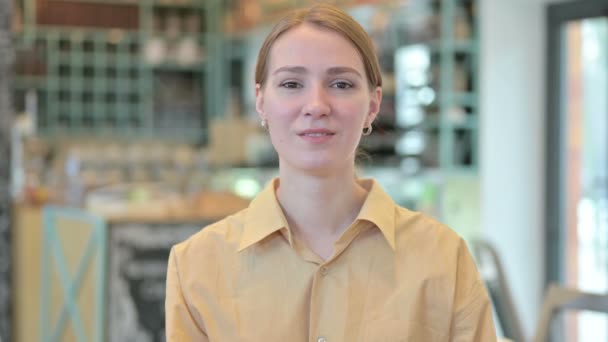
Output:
[339, 99, 370, 123]
[264, 95, 299, 119]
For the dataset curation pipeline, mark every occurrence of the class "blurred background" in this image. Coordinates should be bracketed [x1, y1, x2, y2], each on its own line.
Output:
[0, 0, 606, 341]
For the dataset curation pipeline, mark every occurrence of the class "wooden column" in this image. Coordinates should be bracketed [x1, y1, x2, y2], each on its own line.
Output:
[0, 0, 13, 340]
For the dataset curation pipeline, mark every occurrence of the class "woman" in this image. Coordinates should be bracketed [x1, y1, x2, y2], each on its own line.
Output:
[166, 4, 496, 341]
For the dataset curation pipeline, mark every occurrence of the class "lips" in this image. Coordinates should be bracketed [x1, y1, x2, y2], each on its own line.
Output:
[297, 129, 336, 137]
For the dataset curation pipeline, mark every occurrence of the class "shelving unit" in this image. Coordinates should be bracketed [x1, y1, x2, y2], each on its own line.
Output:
[380, 0, 479, 173]
[14, 0, 479, 170]
[13, 0, 224, 143]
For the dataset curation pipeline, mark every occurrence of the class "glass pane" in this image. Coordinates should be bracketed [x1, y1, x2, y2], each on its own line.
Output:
[563, 17, 608, 342]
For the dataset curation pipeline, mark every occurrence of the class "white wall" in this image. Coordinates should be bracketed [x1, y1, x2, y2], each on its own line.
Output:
[479, 0, 573, 338]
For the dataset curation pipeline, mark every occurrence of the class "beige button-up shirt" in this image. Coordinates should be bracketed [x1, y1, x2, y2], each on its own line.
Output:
[166, 178, 497, 341]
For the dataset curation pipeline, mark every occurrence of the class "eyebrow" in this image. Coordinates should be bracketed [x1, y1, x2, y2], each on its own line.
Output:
[327, 66, 362, 79]
[272, 66, 307, 75]
[272, 65, 363, 78]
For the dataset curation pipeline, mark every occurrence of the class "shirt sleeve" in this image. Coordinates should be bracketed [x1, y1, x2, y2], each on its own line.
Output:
[165, 246, 209, 342]
[450, 240, 498, 342]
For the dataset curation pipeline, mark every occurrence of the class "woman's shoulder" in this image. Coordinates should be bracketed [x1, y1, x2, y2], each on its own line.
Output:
[394, 206, 466, 252]
[171, 208, 249, 260]
[392, 206, 477, 282]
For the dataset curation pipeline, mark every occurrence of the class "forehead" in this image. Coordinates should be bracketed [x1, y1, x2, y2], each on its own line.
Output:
[267, 23, 365, 73]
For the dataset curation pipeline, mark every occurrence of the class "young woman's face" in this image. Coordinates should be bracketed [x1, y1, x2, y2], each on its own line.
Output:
[256, 23, 382, 175]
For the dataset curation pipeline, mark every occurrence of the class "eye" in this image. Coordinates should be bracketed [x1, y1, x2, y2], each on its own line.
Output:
[331, 81, 354, 89]
[279, 81, 302, 89]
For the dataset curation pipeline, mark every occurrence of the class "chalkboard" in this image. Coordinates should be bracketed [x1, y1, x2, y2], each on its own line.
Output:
[0, 1, 13, 340]
[108, 222, 205, 342]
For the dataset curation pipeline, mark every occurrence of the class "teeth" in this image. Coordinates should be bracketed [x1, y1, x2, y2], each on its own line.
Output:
[304, 133, 330, 137]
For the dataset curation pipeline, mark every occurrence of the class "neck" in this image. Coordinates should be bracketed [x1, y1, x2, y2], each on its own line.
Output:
[276, 164, 368, 240]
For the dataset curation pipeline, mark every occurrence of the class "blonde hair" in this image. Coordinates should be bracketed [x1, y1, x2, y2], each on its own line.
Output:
[255, 3, 382, 89]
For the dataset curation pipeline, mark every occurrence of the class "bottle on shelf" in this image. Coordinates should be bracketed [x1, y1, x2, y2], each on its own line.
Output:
[175, 14, 203, 66]
[143, 13, 167, 65]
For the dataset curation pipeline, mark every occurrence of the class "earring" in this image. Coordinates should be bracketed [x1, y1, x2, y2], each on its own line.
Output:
[362, 125, 372, 136]
[261, 119, 268, 130]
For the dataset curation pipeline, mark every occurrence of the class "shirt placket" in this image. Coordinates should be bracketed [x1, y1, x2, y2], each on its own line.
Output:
[307, 223, 368, 342]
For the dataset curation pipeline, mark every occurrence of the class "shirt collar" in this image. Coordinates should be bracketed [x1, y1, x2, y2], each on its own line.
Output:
[239, 178, 290, 252]
[355, 178, 397, 251]
[238, 178, 397, 252]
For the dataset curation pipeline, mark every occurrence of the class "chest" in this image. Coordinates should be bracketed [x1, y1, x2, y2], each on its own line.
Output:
[198, 241, 455, 342]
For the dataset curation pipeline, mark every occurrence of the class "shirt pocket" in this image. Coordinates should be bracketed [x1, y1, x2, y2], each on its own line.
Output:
[364, 319, 447, 342]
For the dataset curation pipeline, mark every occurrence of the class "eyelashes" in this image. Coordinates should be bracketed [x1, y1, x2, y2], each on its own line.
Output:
[279, 81, 302, 89]
[330, 81, 353, 89]
[278, 80, 356, 90]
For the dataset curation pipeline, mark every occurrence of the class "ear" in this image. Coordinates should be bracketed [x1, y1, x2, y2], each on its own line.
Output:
[255, 83, 265, 121]
[366, 86, 382, 126]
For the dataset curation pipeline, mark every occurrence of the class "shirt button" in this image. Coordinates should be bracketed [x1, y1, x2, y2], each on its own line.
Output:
[320, 267, 328, 276]
[317, 337, 327, 342]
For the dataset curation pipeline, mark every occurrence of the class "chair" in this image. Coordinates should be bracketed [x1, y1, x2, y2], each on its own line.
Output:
[533, 284, 608, 342]
[472, 239, 526, 342]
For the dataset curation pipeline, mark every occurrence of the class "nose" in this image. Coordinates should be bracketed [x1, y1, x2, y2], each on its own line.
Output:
[302, 84, 330, 117]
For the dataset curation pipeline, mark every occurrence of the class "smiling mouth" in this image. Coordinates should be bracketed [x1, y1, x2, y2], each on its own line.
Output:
[300, 132, 334, 137]
[298, 128, 336, 136]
